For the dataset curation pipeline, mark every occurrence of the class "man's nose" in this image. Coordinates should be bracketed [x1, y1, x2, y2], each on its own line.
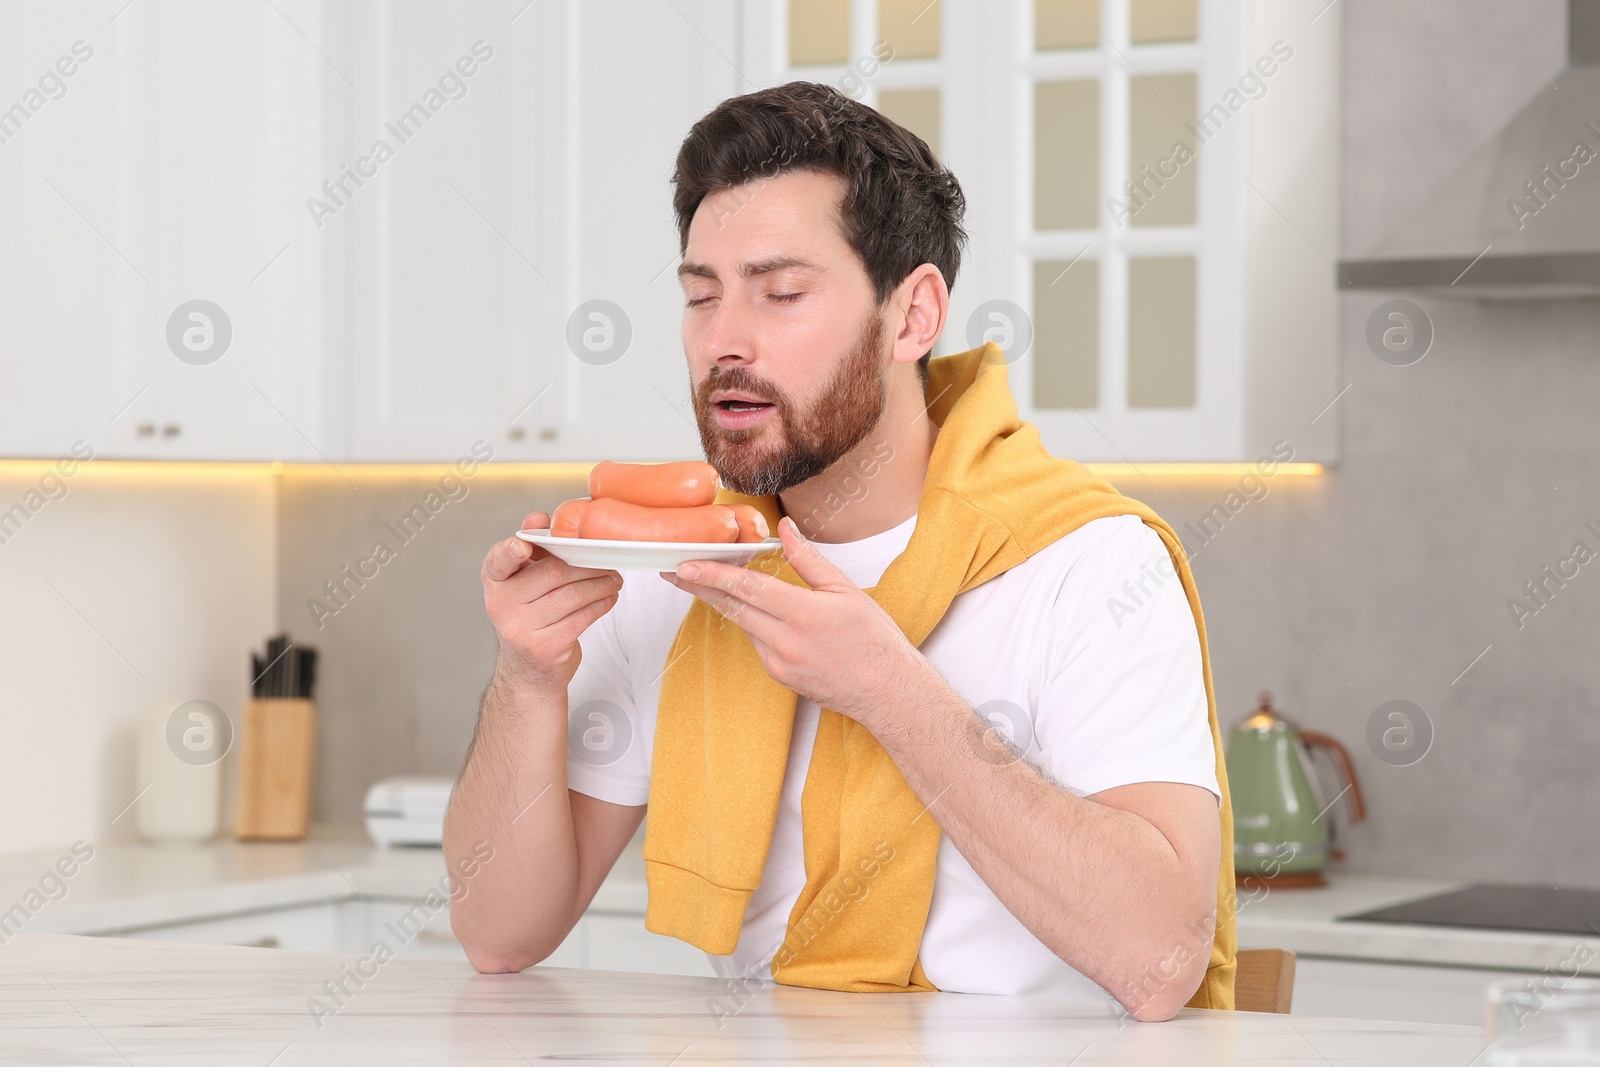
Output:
[700, 292, 757, 365]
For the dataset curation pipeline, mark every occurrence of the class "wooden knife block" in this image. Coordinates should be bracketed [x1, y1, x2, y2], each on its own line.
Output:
[234, 698, 316, 840]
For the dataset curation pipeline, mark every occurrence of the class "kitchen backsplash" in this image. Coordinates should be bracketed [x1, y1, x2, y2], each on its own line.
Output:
[277, 468, 587, 826]
[276, 1, 1599, 885]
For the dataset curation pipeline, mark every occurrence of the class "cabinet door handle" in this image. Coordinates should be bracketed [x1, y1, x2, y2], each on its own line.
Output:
[234, 935, 280, 949]
[136, 423, 156, 437]
[162, 424, 181, 437]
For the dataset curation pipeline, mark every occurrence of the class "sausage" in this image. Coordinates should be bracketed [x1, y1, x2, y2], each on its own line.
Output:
[578, 497, 739, 543]
[730, 505, 770, 543]
[588, 460, 719, 509]
[550, 498, 589, 538]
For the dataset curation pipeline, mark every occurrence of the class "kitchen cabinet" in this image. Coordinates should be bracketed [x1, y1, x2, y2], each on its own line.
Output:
[111, 900, 354, 953]
[337, 0, 1342, 464]
[1235, 873, 1598, 1027]
[0, 0, 723, 464]
[579, 912, 719, 977]
[89, 893, 1566, 1012]
[327, 0, 728, 463]
[335, 897, 585, 968]
[105, 896, 717, 978]
[1293, 956, 1532, 1027]
[357, 900, 716, 976]
[0, 0, 1336, 464]
[0, 1, 329, 462]
[325, 1, 562, 463]
[740, 0, 1341, 463]
[46, 837, 1580, 1013]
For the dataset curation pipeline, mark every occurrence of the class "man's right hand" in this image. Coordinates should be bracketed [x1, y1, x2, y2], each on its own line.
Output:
[451, 511, 640, 974]
[482, 511, 624, 692]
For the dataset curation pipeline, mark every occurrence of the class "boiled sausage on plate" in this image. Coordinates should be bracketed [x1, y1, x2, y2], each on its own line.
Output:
[578, 498, 739, 543]
[544, 461, 772, 544]
[729, 504, 770, 543]
[550, 497, 589, 537]
[587, 460, 718, 509]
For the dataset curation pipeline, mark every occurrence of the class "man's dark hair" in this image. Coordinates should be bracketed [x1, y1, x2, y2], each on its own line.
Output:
[671, 81, 967, 385]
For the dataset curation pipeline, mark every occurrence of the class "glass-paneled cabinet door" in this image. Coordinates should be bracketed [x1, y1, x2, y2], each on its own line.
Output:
[741, 0, 1250, 461]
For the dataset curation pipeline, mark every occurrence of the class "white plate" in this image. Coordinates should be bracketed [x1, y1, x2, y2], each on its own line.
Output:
[515, 529, 782, 571]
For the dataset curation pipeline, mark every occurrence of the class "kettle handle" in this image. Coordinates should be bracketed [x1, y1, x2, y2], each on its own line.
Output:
[1297, 730, 1367, 823]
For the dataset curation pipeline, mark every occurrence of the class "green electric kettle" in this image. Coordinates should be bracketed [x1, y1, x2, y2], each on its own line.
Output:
[1225, 691, 1365, 886]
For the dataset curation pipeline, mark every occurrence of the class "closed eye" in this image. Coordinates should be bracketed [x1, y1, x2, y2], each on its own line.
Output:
[769, 292, 803, 303]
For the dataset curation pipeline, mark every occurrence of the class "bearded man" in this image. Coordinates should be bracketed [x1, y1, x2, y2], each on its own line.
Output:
[445, 81, 1235, 1022]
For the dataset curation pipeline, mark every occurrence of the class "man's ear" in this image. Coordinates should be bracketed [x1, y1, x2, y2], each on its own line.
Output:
[889, 264, 948, 368]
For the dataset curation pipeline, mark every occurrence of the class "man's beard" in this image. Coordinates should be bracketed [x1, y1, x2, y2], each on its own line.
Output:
[692, 310, 888, 497]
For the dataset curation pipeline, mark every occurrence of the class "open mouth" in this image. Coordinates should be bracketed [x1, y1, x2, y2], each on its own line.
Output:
[715, 399, 774, 413]
[711, 395, 777, 430]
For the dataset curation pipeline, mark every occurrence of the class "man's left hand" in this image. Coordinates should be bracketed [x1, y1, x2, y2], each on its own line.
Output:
[662, 515, 935, 729]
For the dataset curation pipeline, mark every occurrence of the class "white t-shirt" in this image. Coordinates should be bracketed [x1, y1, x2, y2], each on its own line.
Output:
[564, 511, 1219, 1003]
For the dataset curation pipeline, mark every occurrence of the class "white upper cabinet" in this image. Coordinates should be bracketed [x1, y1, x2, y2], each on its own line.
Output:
[546, 0, 742, 463]
[328, 1, 562, 463]
[0, 1, 329, 461]
[336, 0, 735, 463]
[0, 0, 1337, 464]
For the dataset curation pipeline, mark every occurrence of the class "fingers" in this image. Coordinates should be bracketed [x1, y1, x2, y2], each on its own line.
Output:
[541, 572, 624, 621]
[670, 572, 779, 639]
[485, 534, 541, 583]
[492, 576, 620, 686]
[674, 559, 786, 618]
[485, 569, 622, 648]
[776, 515, 851, 591]
[486, 511, 599, 587]
[480, 510, 624, 684]
[541, 583, 623, 646]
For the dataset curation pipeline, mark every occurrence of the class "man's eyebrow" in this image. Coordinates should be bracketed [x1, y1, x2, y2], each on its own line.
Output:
[675, 255, 826, 282]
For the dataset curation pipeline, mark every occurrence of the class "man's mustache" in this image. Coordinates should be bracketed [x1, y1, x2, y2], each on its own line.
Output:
[696, 371, 784, 410]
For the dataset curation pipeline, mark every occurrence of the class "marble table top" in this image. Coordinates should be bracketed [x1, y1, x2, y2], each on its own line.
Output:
[4, 933, 1487, 1066]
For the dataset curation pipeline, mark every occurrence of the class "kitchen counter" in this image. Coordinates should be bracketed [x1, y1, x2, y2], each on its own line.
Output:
[1235, 872, 1600, 974]
[0, 825, 648, 939]
[7, 828, 1592, 979]
[3, 932, 1484, 1065]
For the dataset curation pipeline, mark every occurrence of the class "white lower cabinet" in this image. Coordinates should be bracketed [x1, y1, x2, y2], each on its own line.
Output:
[1292, 956, 1531, 1026]
[107, 899, 716, 979]
[125, 903, 1530, 1012]
[342, 898, 473, 962]
[115, 901, 354, 953]
[580, 913, 718, 978]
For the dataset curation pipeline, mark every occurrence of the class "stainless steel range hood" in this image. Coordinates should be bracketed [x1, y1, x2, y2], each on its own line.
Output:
[1339, 1, 1600, 299]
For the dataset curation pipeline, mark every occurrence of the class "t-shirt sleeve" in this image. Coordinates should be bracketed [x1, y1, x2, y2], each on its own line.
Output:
[563, 576, 652, 807]
[1031, 516, 1221, 802]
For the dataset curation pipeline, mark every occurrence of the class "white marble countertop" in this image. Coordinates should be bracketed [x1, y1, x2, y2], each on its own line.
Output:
[0, 825, 648, 938]
[3, 933, 1486, 1065]
[1235, 871, 1600, 974]
[6, 827, 1592, 978]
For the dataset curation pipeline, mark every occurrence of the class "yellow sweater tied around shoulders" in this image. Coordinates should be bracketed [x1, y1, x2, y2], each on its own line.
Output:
[643, 341, 1236, 1008]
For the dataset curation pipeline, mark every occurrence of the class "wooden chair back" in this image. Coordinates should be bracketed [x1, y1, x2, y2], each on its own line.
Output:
[1234, 948, 1296, 1013]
